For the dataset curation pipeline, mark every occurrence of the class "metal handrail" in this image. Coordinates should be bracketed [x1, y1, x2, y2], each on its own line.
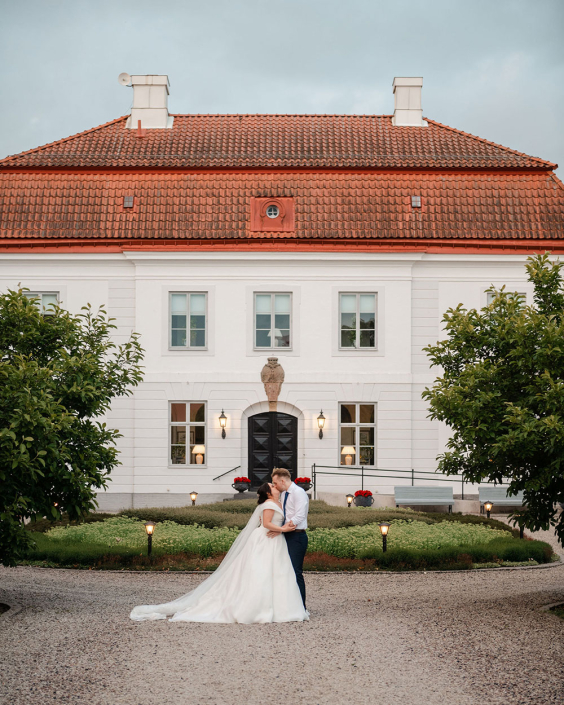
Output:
[212, 465, 241, 482]
[311, 463, 509, 500]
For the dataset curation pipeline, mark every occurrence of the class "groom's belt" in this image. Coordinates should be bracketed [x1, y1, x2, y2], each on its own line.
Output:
[292, 529, 307, 533]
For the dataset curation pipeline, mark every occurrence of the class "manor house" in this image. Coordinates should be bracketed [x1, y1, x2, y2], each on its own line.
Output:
[1, 75, 563, 508]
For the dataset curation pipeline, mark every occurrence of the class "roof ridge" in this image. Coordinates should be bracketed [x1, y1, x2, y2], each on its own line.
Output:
[424, 117, 556, 169]
[169, 113, 395, 118]
[0, 115, 128, 166]
[548, 171, 564, 191]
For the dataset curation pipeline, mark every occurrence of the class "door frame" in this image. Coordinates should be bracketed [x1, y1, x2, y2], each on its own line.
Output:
[247, 411, 298, 488]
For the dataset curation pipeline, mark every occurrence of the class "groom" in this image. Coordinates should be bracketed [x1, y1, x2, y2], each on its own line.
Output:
[269, 468, 309, 609]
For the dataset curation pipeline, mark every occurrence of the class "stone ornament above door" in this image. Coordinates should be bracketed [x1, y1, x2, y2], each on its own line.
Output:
[260, 357, 285, 411]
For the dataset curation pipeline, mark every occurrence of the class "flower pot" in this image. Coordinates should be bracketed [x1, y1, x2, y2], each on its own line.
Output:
[353, 495, 374, 507]
[232, 482, 251, 493]
[295, 482, 312, 491]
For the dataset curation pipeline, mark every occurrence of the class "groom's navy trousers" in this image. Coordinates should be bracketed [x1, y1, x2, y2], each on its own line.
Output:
[285, 531, 308, 608]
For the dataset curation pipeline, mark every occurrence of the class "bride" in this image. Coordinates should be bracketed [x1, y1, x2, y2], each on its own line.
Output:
[130, 482, 309, 624]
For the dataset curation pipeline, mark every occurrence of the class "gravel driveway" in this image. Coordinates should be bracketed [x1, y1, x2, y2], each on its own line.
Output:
[1, 521, 563, 705]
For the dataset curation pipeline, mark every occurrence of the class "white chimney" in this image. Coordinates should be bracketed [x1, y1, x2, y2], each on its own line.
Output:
[392, 77, 426, 127]
[121, 74, 173, 129]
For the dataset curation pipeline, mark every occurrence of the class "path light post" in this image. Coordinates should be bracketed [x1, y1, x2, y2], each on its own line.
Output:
[484, 501, 493, 520]
[144, 522, 155, 558]
[378, 522, 391, 553]
[346, 494, 354, 508]
[190, 491, 198, 506]
[514, 512, 525, 539]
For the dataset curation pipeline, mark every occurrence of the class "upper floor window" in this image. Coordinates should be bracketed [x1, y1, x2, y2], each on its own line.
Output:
[254, 293, 291, 349]
[340, 293, 376, 349]
[170, 402, 206, 465]
[170, 293, 207, 349]
[24, 291, 59, 315]
[339, 403, 376, 466]
[487, 291, 526, 305]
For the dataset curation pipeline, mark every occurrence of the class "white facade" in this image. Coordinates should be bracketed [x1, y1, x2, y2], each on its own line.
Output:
[0, 249, 535, 509]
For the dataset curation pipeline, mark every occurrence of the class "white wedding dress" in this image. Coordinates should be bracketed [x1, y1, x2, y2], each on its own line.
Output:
[130, 500, 308, 624]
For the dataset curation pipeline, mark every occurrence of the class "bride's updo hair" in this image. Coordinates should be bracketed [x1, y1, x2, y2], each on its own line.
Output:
[257, 482, 272, 505]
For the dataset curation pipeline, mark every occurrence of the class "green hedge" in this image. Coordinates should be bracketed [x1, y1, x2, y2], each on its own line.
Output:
[359, 537, 553, 570]
[24, 532, 552, 571]
[117, 501, 514, 532]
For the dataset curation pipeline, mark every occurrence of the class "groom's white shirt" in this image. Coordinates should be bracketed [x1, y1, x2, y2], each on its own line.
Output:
[282, 482, 309, 529]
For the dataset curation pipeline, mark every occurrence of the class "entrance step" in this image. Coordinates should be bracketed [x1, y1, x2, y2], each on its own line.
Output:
[223, 493, 258, 501]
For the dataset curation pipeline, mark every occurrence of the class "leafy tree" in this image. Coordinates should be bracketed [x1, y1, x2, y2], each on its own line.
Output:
[423, 254, 564, 544]
[0, 288, 144, 565]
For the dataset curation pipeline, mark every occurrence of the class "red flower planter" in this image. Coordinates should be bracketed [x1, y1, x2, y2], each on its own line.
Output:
[353, 490, 374, 507]
[294, 477, 312, 491]
[232, 477, 251, 493]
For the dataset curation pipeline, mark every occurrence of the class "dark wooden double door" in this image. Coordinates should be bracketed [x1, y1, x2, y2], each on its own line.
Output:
[248, 412, 298, 488]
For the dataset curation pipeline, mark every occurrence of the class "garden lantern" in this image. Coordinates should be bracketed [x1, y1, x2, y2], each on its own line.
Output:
[144, 521, 155, 557]
[317, 411, 326, 439]
[341, 446, 356, 466]
[378, 522, 391, 552]
[192, 445, 206, 464]
[190, 491, 198, 506]
[484, 501, 493, 519]
[346, 493, 354, 508]
[219, 410, 227, 439]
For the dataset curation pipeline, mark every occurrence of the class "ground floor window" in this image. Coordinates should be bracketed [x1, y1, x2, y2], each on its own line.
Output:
[339, 403, 376, 466]
[170, 402, 206, 465]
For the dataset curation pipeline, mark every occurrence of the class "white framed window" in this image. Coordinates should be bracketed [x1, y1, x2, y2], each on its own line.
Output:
[254, 293, 291, 349]
[339, 403, 376, 466]
[339, 293, 376, 349]
[486, 291, 526, 305]
[24, 291, 59, 315]
[170, 293, 207, 349]
[170, 402, 206, 466]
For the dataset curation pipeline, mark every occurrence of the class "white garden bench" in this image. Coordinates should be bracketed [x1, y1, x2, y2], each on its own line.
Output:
[394, 486, 455, 513]
[479, 487, 525, 513]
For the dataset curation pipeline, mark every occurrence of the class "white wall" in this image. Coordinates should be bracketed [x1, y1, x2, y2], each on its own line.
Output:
[0, 250, 538, 507]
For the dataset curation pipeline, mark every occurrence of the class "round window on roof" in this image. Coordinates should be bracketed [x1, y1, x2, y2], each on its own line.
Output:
[266, 205, 279, 219]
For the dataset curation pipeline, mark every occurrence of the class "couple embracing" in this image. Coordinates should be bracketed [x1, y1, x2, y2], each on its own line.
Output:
[130, 468, 309, 624]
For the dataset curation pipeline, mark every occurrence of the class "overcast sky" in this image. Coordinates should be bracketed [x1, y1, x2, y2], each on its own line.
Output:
[1, 0, 563, 173]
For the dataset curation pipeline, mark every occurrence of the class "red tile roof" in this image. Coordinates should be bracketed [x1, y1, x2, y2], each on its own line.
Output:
[1, 171, 562, 241]
[0, 115, 555, 170]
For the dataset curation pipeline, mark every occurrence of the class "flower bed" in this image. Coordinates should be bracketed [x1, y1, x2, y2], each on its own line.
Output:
[25, 514, 553, 571]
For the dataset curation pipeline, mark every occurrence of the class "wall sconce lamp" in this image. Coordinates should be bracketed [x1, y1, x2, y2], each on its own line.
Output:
[317, 411, 325, 439]
[144, 521, 155, 557]
[190, 491, 198, 506]
[484, 501, 493, 519]
[341, 446, 356, 466]
[346, 493, 354, 508]
[378, 522, 391, 552]
[219, 410, 227, 439]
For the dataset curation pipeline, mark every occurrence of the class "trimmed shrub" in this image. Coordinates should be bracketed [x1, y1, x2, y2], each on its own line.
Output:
[25, 513, 116, 534]
[359, 537, 553, 569]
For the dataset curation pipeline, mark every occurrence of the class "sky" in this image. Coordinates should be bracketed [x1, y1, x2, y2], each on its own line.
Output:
[1, 0, 563, 174]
